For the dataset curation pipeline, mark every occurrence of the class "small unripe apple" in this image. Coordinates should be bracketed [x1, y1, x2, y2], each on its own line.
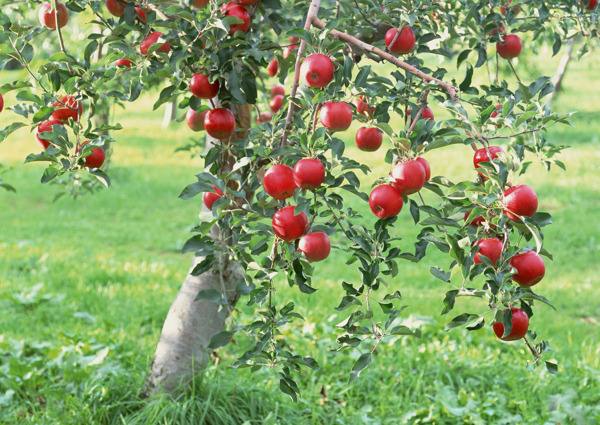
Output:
[496, 34, 522, 59]
[473, 146, 504, 177]
[293, 158, 325, 190]
[503, 184, 538, 221]
[271, 84, 285, 97]
[52, 96, 83, 123]
[493, 308, 529, 341]
[355, 127, 382, 152]
[267, 59, 278, 77]
[204, 108, 236, 140]
[35, 119, 63, 149]
[203, 186, 223, 210]
[269, 95, 284, 113]
[300, 54, 335, 88]
[391, 160, 426, 195]
[186, 109, 208, 131]
[320, 102, 352, 132]
[77, 141, 105, 169]
[140, 32, 171, 55]
[272, 206, 309, 242]
[385, 27, 416, 55]
[39, 2, 69, 30]
[369, 185, 403, 218]
[224, 4, 251, 35]
[474, 237, 503, 266]
[114, 58, 133, 68]
[415, 157, 430, 181]
[263, 164, 296, 200]
[298, 232, 331, 262]
[510, 251, 545, 287]
[190, 74, 220, 99]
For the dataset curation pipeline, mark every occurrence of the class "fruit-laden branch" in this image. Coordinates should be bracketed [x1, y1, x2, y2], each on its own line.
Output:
[310, 17, 459, 102]
[279, 0, 322, 147]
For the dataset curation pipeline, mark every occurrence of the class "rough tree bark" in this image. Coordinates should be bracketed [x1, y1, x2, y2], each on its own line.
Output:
[143, 103, 252, 397]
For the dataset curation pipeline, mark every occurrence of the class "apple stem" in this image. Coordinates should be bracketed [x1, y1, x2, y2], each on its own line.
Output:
[53, 0, 74, 75]
[508, 59, 522, 84]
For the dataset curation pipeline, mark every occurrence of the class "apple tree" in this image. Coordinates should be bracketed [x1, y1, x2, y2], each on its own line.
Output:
[0, 0, 598, 398]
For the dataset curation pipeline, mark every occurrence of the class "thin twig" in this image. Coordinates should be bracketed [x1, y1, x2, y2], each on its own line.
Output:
[353, 0, 377, 27]
[486, 127, 546, 140]
[53, 0, 75, 74]
[508, 59, 522, 84]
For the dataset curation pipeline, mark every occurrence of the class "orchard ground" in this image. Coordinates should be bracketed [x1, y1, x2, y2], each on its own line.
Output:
[1, 52, 599, 424]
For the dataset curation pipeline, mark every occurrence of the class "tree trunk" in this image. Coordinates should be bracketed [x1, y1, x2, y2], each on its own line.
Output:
[162, 98, 178, 128]
[143, 103, 252, 397]
[549, 38, 576, 104]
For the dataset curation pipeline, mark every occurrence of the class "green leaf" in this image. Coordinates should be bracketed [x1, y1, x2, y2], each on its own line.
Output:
[335, 295, 361, 311]
[179, 182, 213, 200]
[354, 65, 371, 88]
[444, 313, 480, 332]
[89, 169, 111, 188]
[208, 330, 233, 349]
[459, 63, 473, 92]
[545, 360, 558, 374]
[194, 288, 228, 304]
[441, 290, 458, 315]
[349, 352, 371, 383]
[430, 266, 450, 283]
[0, 122, 27, 143]
[279, 377, 298, 402]
[191, 255, 215, 276]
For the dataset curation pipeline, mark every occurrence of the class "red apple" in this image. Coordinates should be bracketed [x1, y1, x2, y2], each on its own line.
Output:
[385, 27, 416, 55]
[320, 102, 352, 132]
[293, 158, 325, 190]
[203, 186, 224, 210]
[77, 141, 105, 169]
[493, 308, 529, 341]
[224, 4, 251, 35]
[355, 127, 383, 152]
[407, 107, 434, 124]
[52, 96, 83, 122]
[490, 104, 502, 118]
[35, 119, 63, 149]
[186, 109, 208, 131]
[391, 160, 426, 195]
[0, 93, 4, 113]
[473, 145, 504, 177]
[300, 54, 335, 88]
[269, 95, 284, 113]
[583, 0, 598, 10]
[474, 237, 503, 266]
[503, 184, 538, 221]
[114, 58, 132, 68]
[267, 59, 278, 77]
[272, 206, 309, 242]
[140, 31, 170, 55]
[105, 0, 126, 17]
[193, 0, 210, 8]
[354, 96, 374, 117]
[369, 185, 403, 219]
[39, 2, 69, 30]
[136, 7, 147, 21]
[204, 108, 236, 139]
[256, 111, 272, 123]
[271, 84, 285, 97]
[298, 232, 331, 262]
[464, 211, 486, 227]
[414, 157, 430, 181]
[263, 164, 296, 199]
[190, 74, 220, 99]
[496, 34, 522, 59]
[500, 1, 521, 15]
[283, 46, 292, 59]
[510, 251, 545, 287]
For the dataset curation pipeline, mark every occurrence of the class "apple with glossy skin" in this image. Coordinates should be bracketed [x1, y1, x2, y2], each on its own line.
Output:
[135, 7, 147, 21]
[272, 206, 308, 242]
[474, 237, 503, 266]
[391, 160, 426, 195]
[0, 93, 3, 113]
[320, 102, 352, 132]
[497, 34, 522, 59]
[141, 32, 170, 55]
[355, 127, 382, 152]
[354, 96, 374, 117]
[473, 145, 504, 177]
[369, 185, 403, 218]
[493, 308, 529, 341]
[503, 184, 538, 221]
[298, 232, 331, 262]
[193, 0, 210, 8]
[464, 211, 485, 227]
[35, 120, 63, 149]
[186, 109, 208, 131]
[293, 158, 325, 190]
[267, 59, 278, 77]
[39, 2, 69, 30]
[263, 164, 296, 199]
[269, 95, 284, 113]
[114, 58, 132, 68]
[77, 142, 105, 169]
[510, 251, 545, 287]
[190, 74, 220, 99]
[203, 186, 223, 210]
[224, 5, 251, 35]
[385, 27, 416, 55]
[415, 157, 430, 181]
[271, 84, 285, 97]
[52, 96, 83, 122]
[300, 54, 335, 88]
[105, 0, 126, 17]
[256, 111, 272, 123]
[204, 108, 236, 140]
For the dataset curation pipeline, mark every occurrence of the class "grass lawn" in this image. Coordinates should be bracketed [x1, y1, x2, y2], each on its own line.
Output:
[1, 50, 599, 424]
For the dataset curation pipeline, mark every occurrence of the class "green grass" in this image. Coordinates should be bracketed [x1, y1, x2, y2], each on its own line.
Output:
[1, 51, 600, 424]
